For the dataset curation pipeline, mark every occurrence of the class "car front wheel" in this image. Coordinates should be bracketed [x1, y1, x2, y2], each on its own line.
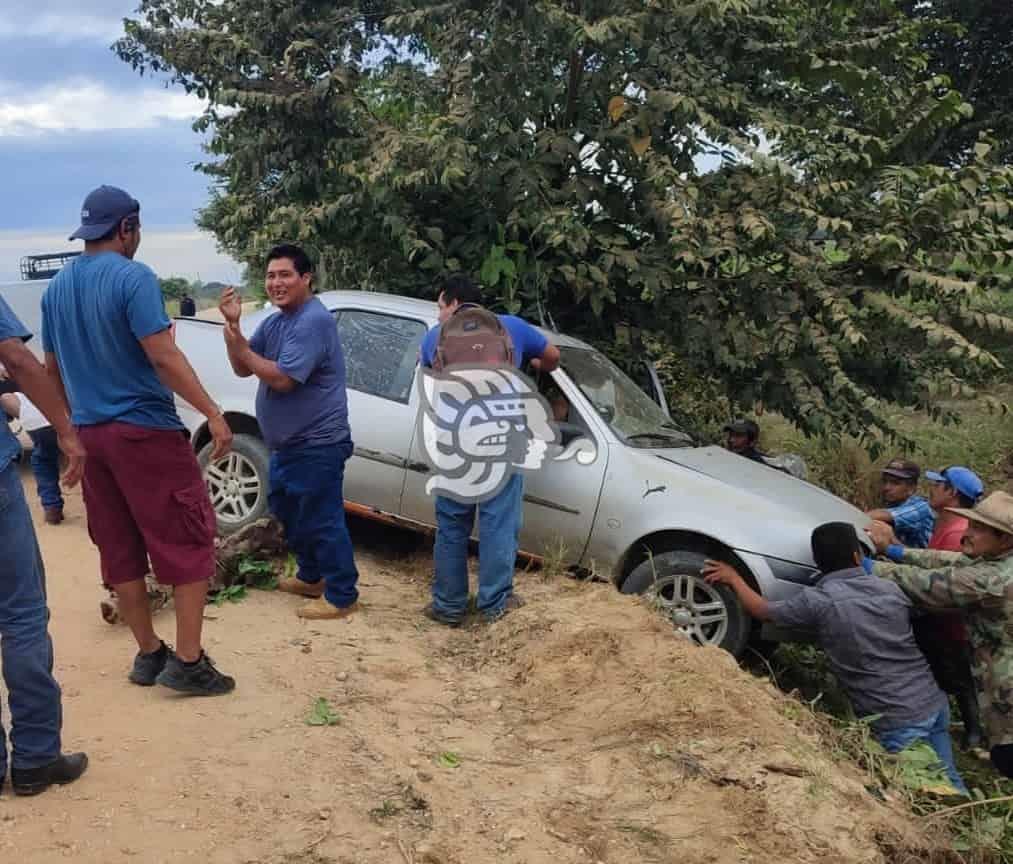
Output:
[621, 549, 751, 657]
[198, 433, 271, 535]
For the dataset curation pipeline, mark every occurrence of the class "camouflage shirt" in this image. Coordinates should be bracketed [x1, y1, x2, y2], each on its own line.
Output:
[875, 549, 1013, 746]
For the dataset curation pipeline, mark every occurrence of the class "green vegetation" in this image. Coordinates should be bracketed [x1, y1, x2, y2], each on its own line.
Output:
[119, 0, 1013, 444]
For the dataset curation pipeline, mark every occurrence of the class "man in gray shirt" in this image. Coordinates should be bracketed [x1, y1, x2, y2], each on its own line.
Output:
[702, 521, 966, 795]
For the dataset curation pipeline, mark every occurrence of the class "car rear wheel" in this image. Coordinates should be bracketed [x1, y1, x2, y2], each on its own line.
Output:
[198, 433, 271, 535]
[621, 549, 751, 658]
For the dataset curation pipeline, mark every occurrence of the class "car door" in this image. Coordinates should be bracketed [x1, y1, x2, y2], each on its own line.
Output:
[336, 307, 428, 515]
[398, 365, 609, 567]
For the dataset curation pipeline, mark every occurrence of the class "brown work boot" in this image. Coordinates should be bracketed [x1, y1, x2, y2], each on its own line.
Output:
[296, 597, 359, 620]
[43, 507, 64, 525]
[277, 576, 325, 598]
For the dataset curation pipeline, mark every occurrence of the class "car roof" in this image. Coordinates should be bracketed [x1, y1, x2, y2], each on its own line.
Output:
[245, 289, 594, 351]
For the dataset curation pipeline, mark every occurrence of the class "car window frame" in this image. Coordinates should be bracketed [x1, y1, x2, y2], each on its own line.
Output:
[333, 307, 429, 405]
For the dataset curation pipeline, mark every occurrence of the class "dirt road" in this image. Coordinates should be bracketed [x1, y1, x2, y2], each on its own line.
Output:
[2, 465, 946, 864]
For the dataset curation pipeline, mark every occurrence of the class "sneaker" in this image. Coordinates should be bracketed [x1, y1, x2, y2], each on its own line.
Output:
[43, 507, 64, 525]
[423, 603, 463, 628]
[11, 753, 88, 797]
[129, 640, 169, 686]
[155, 650, 235, 696]
[484, 593, 526, 622]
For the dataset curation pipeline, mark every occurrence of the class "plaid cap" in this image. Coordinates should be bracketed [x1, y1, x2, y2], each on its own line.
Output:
[881, 458, 920, 481]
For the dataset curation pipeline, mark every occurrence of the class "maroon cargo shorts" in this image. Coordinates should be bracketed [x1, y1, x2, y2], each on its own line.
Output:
[78, 422, 216, 587]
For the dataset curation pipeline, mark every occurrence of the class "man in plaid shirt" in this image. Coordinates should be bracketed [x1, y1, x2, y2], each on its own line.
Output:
[866, 458, 935, 548]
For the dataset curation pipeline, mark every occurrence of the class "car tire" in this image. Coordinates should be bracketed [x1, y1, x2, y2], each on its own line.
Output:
[621, 549, 752, 658]
[198, 433, 271, 536]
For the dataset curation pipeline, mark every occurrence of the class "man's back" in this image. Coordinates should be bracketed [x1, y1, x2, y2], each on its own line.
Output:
[769, 567, 945, 731]
[42, 252, 180, 429]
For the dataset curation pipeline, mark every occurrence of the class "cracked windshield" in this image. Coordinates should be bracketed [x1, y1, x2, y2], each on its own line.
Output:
[559, 347, 693, 447]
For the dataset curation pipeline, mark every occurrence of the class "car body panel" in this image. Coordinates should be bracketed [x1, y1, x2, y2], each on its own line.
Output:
[171, 289, 872, 619]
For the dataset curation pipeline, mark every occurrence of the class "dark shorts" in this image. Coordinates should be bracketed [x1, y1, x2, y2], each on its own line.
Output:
[78, 422, 215, 587]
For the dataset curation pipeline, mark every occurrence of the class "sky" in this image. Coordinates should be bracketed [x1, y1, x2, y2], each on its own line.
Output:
[0, 0, 242, 283]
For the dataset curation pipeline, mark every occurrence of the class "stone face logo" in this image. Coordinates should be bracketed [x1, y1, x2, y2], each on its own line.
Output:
[416, 365, 596, 503]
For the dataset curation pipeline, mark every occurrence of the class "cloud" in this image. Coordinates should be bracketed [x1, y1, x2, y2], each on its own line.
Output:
[0, 228, 242, 284]
[0, 79, 204, 137]
[0, 11, 124, 44]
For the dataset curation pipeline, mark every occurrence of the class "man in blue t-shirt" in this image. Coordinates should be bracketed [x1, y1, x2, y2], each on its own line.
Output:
[43, 185, 235, 697]
[0, 296, 88, 796]
[219, 244, 359, 620]
[866, 458, 935, 548]
[418, 274, 560, 626]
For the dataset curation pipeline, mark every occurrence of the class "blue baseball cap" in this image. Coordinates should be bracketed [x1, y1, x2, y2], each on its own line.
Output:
[69, 185, 140, 241]
[925, 466, 984, 503]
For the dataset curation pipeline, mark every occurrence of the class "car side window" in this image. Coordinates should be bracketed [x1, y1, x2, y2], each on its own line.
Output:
[336, 309, 427, 403]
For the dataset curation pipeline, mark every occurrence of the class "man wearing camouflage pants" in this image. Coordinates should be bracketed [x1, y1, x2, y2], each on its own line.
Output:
[868, 491, 1013, 779]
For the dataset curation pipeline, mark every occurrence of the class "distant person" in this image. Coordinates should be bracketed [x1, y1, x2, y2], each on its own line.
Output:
[704, 522, 967, 795]
[179, 295, 197, 317]
[218, 244, 360, 620]
[0, 390, 64, 523]
[866, 459, 934, 548]
[419, 274, 560, 626]
[0, 296, 88, 796]
[868, 492, 1013, 780]
[723, 419, 766, 463]
[43, 184, 235, 696]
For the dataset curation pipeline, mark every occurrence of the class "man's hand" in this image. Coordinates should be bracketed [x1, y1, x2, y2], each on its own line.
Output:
[207, 413, 233, 461]
[702, 559, 742, 587]
[0, 392, 19, 418]
[219, 286, 243, 326]
[866, 520, 897, 554]
[56, 429, 86, 487]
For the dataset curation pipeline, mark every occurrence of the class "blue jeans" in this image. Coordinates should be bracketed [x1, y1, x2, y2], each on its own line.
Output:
[0, 463, 62, 772]
[268, 441, 359, 608]
[433, 473, 523, 620]
[877, 704, 968, 795]
[28, 427, 63, 510]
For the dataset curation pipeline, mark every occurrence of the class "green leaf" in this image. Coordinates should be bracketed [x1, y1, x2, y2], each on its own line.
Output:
[306, 697, 341, 727]
[436, 751, 461, 769]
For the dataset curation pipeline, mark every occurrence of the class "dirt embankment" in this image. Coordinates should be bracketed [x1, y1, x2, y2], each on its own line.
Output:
[1, 469, 950, 864]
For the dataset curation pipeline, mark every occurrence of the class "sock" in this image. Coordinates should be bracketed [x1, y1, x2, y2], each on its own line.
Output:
[181, 651, 204, 668]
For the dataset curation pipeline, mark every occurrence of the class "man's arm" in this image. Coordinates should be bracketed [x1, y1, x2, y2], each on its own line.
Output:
[0, 339, 85, 485]
[138, 329, 233, 459]
[866, 508, 895, 524]
[222, 322, 296, 392]
[702, 559, 772, 620]
[875, 554, 996, 610]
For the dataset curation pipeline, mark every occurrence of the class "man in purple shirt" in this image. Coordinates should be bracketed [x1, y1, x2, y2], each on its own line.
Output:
[219, 244, 359, 620]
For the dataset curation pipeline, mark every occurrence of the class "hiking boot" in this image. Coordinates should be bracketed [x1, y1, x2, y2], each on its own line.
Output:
[11, 753, 88, 797]
[43, 507, 64, 525]
[129, 640, 169, 686]
[155, 651, 235, 696]
[423, 603, 463, 628]
[296, 597, 359, 620]
[277, 576, 325, 598]
[484, 593, 526, 622]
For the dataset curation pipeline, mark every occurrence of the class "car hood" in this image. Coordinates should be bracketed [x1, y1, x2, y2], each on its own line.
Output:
[652, 445, 871, 554]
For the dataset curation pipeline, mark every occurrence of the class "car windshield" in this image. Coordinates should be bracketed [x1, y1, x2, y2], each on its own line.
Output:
[558, 347, 694, 447]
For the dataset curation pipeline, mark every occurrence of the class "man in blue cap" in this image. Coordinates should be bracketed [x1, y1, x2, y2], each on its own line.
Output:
[43, 185, 235, 696]
[873, 465, 986, 749]
[866, 458, 935, 548]
[0, 296, 88, 795]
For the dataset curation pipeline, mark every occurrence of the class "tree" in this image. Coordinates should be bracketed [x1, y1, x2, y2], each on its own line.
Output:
[900, 0, 1013, 166]
[117, 0, 1013, 445]
[159, 275, 192, 301]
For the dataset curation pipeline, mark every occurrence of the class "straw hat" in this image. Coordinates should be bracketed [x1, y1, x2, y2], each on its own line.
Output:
[946, 491, 1013, 536]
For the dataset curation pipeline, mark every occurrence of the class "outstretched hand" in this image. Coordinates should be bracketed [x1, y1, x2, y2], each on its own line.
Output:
[701, 559, 740, 586]
[865, 520, 897, 554]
